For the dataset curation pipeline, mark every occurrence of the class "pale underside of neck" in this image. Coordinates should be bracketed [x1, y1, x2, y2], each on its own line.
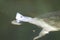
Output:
[27, 18, 58, 32]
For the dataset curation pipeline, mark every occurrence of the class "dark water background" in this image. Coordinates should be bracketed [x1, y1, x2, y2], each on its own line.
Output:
[0, 0, 60, 40]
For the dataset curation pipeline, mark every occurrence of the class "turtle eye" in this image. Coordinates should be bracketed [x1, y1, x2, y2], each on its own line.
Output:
[21, 16, 23, 18]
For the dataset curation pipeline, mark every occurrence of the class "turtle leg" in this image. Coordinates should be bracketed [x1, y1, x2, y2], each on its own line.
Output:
[33, 29, 49, 40]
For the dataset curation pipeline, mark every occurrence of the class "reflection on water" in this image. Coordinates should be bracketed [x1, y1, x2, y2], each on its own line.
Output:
[0, 0, 60, 40]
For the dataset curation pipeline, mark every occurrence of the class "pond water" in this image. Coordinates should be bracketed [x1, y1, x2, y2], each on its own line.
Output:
[0, 0, 60, 40]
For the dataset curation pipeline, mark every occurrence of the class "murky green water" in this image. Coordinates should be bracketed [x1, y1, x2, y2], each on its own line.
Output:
[0, 0, 60, 40]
